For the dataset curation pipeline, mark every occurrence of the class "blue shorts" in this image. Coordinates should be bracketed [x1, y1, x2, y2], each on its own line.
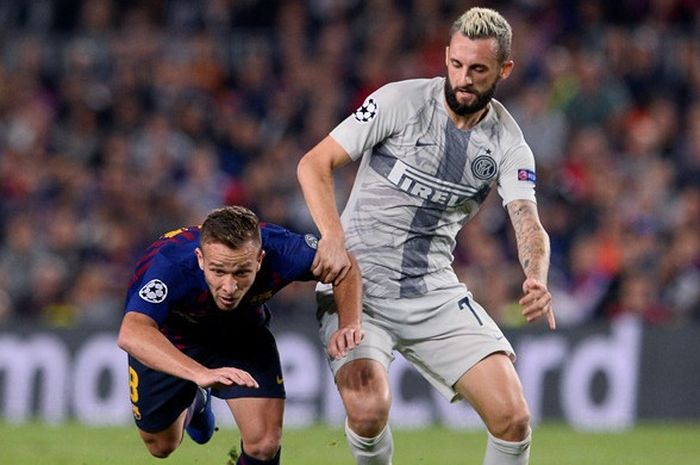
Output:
[127, 325, 285, 433]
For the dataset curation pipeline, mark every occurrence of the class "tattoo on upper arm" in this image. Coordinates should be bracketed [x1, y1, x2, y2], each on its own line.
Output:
[507, 200, 550, 279]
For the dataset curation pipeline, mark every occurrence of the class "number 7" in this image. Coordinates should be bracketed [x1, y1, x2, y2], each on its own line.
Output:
[458, 296, 483, 326]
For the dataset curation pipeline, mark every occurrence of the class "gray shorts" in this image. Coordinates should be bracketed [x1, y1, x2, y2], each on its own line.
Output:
[318, 283, 515, 402]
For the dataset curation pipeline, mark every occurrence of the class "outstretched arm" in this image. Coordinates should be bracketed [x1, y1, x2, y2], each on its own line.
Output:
[117, 311, 259, 388]
[506, 199, 556, 330]
[297, 135, 354, 285]
[327, 252, 364, 359]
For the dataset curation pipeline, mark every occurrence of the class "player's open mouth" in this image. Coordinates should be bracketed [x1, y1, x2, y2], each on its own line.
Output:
[220, 295, 236, 305]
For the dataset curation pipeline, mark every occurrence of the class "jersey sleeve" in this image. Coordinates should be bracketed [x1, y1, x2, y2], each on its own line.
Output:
[330, 82, 408, 161]
[124, 255, 188, 326]
[261, 224, 318, 283]
[497, 142, 538, 207]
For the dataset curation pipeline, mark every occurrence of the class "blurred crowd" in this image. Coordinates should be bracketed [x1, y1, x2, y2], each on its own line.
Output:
[0, 0, 698, 328]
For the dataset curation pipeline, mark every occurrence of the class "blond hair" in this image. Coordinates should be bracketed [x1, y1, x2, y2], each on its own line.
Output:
[449, 7, 512, 63]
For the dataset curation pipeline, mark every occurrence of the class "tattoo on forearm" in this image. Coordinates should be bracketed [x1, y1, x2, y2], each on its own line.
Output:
[508, 201, 550, 281]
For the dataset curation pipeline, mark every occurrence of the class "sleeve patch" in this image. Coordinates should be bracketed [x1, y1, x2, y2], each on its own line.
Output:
[138, 279, 168, 303]
[304, 233, 319, 250]
[353, 97, 378, 123]
[517, 169, 536, 183]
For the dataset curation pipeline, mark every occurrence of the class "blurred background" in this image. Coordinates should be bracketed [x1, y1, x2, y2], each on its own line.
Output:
[2, 0, 700, 329]
[0, 0, 699, 429]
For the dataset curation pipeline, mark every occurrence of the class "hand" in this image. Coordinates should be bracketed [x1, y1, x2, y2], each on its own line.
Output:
[519, 277, 556, 330]
[312, 235, 351, 285]
[326, 324, 364, 360]
[195, 367, 259, 389]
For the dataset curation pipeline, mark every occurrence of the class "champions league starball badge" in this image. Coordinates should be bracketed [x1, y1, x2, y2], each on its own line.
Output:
[138, 279, 168, 303]
[353, 98, 378, 123]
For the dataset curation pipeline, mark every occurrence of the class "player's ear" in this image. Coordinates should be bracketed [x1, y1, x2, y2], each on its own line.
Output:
[500, 60, 514, 79]
[195, 247, 205, 270]
[256, 249, 265, 271]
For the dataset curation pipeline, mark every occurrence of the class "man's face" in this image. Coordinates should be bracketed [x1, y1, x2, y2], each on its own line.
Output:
[444, 34, 513, 116]
[195, 240, 264, 311]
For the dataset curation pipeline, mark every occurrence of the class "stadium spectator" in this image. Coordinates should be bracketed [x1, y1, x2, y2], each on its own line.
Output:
[297, 7, 553, 465]
[605, 271, 672, 325]
[0, 0, 697, 332]
[117, 205, 362, 462]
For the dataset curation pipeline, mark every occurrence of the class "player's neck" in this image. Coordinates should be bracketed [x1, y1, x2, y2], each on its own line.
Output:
[446, 105, 489, 130]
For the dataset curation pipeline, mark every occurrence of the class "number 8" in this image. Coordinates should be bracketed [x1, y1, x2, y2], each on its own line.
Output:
[129, 366, 139, 403]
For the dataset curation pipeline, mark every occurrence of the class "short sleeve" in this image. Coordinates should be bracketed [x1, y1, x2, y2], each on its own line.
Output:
[330, 82, 407, 161]
[261, 224, 318, 283]
[124, 255, 188, 325]
[497, 142, 538, 207]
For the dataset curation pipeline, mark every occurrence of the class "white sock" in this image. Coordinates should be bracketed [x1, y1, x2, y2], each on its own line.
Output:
[483, 430, 531, 465]
[344, 418, 393, 465]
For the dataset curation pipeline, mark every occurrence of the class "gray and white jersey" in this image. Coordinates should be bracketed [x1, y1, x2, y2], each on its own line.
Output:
[331, 77, 537, 299]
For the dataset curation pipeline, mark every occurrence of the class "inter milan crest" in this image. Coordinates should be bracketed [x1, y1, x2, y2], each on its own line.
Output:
[353, 97, 378, 123]
[139, 279, 168, 303]
[471, 154, 497, 180]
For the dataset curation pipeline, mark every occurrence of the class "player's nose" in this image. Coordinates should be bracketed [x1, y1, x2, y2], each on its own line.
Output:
[456, 70, 473, 87]
[221, 275, 238, 293]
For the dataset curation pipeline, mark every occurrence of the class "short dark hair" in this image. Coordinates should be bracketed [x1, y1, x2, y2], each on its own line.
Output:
[200, 206, 261, 249]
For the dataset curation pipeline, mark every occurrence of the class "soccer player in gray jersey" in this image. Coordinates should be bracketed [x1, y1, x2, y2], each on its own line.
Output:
[298, 7, 555, 465]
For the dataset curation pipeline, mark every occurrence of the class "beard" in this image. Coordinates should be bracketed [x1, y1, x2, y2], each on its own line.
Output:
[444, 76, 499, 116]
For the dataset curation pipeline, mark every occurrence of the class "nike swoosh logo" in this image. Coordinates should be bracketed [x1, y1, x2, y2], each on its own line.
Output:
[276, 376, 284, 385]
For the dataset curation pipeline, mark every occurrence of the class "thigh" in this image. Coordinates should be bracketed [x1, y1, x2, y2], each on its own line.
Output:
[319, 296, 397, 377]
[454, 352, 528, 425]
[137, 410, 187, 448]
[400, 293, 515, 402]
[226, 397, 284, 445]
[128, 355, 197, 434]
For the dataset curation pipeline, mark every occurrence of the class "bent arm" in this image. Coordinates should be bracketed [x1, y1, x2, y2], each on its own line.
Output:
[297, 136, 354, 284]
[117, 311, 259, 387]
[118, 311, 207, 383]
[332, 253, 363, 329]
[327, 252, 364, 359]
[506, 199, 556, 329]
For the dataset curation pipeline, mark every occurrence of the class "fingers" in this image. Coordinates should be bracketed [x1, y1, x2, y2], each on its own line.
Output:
[332, 265, 350, 286]
[522, 277, 544, 294]
[230, 370, 259, 389]
[326, 328, 364, 360]
[312, 240, 352, 284]
[519, 283, 555, 329]
[519, 291, 551, 314]
[321, 259, 351, 284]
[546, 305, 557, 330]
[210, 368, 259, 389]
[311, 255, 337, 284]
[353, 327, 364, 345]
[315, 264, 349, 284]
[327, 333, 350, 359]
[310, 255, 323, 279]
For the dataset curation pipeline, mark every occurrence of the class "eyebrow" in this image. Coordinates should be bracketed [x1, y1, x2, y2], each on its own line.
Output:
[208, 260, 254, 269]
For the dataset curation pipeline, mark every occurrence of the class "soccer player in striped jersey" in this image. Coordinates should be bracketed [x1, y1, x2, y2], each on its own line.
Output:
[118, 206, 362, 464]
[297, 7, 555, 465]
